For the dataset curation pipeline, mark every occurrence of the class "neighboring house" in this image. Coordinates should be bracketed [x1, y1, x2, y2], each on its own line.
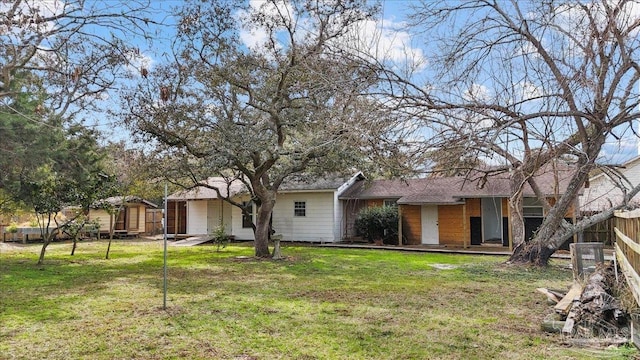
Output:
[580, 155, 640, 213]
[89, 196, 158, 237]
[166, 173, 365, 242]
[340, 167, 578, 248]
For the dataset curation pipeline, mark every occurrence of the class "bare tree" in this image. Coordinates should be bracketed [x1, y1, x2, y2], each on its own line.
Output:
[377, 0, 640, 265]
[122, 0, 388, 257]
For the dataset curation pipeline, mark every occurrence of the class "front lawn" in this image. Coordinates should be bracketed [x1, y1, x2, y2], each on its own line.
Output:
[0, 240, 635, 359]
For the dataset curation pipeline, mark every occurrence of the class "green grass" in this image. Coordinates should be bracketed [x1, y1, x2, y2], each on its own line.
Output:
[0, 240, 636, 359]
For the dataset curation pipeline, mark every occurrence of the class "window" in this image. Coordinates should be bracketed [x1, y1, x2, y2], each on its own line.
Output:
[294, 201, 306, 217]
[383, 199, 398, 207]
[242, 201, 253, 228]
[523, 197, 544, 217]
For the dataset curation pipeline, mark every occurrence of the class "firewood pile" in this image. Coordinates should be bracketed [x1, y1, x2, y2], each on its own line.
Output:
[539, 262, 635, 348]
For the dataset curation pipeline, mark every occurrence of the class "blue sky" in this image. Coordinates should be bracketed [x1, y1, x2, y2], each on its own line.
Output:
[77, 0, 640, 165]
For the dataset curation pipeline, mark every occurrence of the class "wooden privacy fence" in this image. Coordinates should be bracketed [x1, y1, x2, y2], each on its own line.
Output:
[614, 209, 640, 306]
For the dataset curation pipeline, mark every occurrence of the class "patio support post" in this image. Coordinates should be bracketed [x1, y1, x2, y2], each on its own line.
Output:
[398, 205, 403, 246]
[508, 198, 513, 251]
[573, 198, 579, 243]
[463, 201, 467, 249]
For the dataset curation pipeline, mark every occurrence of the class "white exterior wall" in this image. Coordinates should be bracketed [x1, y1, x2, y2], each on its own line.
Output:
[207, 200, 221, 231]
[230, 195, 255, 240]
[207, 199, 233, 234]
[581, 157, 640, 212]
[187, 200, 208, 235]
[222, 202, 233, 235]
[272, 192, 336, 242]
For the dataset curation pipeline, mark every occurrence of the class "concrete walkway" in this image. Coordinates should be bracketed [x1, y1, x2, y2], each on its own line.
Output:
[170, 236, 213, 246]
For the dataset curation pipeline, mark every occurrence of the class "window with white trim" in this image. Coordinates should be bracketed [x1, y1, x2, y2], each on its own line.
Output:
[294, 201, 306, 217]
[523, 197, 543, 217]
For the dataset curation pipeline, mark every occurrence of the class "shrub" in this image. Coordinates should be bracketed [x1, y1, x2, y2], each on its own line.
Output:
[7, 222, 18, 233]
[210, 225, 230, 251]
[354, 206, 399, 245]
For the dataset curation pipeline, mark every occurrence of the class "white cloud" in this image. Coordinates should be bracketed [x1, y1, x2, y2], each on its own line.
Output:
[342, 16, 426, 71]
[519, 81, 543, 100]
[237, 0, 293, 52]
[123, 49, 154, 77]
[234, 2, 426, 70]
[463, 83, 491, 102]
[0, 0, 66, 35]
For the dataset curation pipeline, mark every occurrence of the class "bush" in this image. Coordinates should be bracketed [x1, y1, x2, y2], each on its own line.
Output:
[354, 206, 399, 245]
[7, 222, 18, 233]
[210, 225, 230, 251]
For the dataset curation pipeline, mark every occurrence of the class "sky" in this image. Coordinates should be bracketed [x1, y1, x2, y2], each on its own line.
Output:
[10, 0, 640, 166]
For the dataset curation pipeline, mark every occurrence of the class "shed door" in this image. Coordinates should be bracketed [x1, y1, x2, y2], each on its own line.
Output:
[421, 205, 439, 245]
[115, 208, 127, 231]
[167, 201, 187, 235]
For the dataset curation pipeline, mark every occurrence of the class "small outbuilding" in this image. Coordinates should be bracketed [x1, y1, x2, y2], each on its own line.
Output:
[88, 196, 157, 237]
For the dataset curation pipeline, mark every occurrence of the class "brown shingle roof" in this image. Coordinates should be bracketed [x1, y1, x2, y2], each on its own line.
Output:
[340, 164, 577, 205]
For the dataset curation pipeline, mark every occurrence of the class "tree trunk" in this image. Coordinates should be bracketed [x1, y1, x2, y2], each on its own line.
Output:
[509, 134, 606, 266]
[509, 240, 556, 266]
[71, 236, 78, 256]
[106, 234, 112, 260]
[509, 169, 526, 250]
[37, 238, 50, 265]
[37, 215, 52, 265]
[254, 199, 274, 258]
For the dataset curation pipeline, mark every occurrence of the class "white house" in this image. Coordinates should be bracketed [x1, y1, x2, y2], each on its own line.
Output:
[581, 155, 640, 213]
[166, 172, 365, 242]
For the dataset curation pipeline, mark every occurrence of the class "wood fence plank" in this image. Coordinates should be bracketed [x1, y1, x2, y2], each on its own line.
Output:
[615, 243, 640, 307]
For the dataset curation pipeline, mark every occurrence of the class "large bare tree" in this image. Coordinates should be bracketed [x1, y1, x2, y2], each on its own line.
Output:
[377, 0, 640, 265]
[123, 0, 388, 257]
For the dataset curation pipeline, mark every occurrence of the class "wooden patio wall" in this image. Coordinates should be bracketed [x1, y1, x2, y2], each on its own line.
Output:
[613, 209, 640, 307]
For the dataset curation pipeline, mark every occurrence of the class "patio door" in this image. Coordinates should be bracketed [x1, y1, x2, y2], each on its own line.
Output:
[421, 205, 439, 245]
[481, 198, 502, 244]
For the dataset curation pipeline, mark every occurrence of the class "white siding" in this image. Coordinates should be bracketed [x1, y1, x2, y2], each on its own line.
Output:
[207, 200, 222, 231]
[272, 192, 336, 242]
[230, 196, 255, 240]
[581, 157, 640, 212]
[333, 191, 342, 241]
[222, 201, 233, 234]
[187, 200, 208, 235]
[181, 190, 342, 242]
[207, 200, 233, 234]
